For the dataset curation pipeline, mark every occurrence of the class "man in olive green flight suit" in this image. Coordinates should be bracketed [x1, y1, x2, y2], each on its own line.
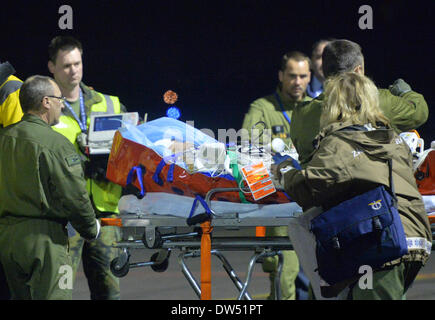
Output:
[48, 36, 125, 300]
[290, 39, 429, 169]
[242, 51, 312, 300]
[0, 75, 99, 300]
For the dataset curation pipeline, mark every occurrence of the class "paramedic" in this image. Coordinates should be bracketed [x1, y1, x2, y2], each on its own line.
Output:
[277, 72, 431, 299]
[48, 36, 126, 300]
[0, 75, 100, 299]
[0, 60, 24, 300]
[0, 61, 23, 127]
[241, 51, 312, 300]
[290, 39, 429, 168]
[306, 39, 334, 98]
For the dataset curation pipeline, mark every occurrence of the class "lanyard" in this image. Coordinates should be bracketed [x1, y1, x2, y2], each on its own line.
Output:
[63, 89, 87, 132]
[274, 92, 291, 126]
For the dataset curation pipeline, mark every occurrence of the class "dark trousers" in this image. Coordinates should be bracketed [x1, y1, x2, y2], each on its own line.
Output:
[0, 262, 10, 300]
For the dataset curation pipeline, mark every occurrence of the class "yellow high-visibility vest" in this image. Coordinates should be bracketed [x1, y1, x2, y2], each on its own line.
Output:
[53, 86, 122, 214]
[0, 75, 23, 127]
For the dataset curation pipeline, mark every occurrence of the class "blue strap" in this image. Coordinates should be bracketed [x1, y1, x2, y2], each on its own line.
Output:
[282, 191, 292, 202]
[274, 92, 291, 126]
[291, 158, 302, 170]
[152, 159, 167, 185]
[167, 163, 175, 182]
[199, 172, 236, 181]
[272, 153, 302, 170]
[126, 165, 146, 197]
[188, 195, 212, 219]
[63, 89, 87, 133]
[152, 159, 176, 184]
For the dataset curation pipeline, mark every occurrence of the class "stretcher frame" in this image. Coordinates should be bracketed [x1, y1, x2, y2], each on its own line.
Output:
[105, 187, 300, 300]
[105, 188, 435, 300]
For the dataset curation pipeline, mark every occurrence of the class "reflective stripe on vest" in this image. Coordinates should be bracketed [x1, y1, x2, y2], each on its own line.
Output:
[0, 80, 22, 105]
[89, 93, 120, 115]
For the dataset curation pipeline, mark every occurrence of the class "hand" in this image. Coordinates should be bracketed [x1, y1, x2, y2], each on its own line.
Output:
[277, 163, 294, 187]
[389, 79, 411, 96]
[272, 153, 290, 165]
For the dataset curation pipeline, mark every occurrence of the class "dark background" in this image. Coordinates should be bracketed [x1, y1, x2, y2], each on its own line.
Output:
[1, 0, 433, 141]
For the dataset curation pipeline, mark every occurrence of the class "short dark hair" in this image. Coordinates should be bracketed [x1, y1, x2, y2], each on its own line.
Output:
[48, 36, 83, 63]
[311, 38, 336, 57]
[19, 75, 55, 113]
[280, 51, 311, 71]
[322, 39, 364, 78]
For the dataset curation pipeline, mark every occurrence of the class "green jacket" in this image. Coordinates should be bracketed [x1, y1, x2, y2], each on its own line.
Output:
[0, 114, 97, 240]
[52, 83, 125, 214]
[282, 121, 432, 264]
[242, 88, 312, 146]
[291, 89, 429, 167]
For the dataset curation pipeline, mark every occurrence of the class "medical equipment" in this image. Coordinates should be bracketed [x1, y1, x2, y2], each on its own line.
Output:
[87, 112, 139, 154]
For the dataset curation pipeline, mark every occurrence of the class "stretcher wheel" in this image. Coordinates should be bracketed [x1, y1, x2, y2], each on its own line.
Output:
[142, 229, 163, 249]
[150, 252, 169, 273]
[110, 257, 130, 278]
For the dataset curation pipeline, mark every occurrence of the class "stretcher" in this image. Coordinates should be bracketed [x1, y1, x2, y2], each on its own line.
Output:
[103, 117, 305, 299]
[102, 187, 303, 300]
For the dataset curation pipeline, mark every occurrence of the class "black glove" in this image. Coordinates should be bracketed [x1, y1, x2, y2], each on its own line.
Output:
[389, 79, 411, 96]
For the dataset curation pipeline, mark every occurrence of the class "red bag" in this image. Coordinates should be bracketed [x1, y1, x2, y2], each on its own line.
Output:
[106, 131, 290, 204]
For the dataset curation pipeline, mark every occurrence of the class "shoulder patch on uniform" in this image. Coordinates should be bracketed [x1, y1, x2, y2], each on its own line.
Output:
[65, 154, 81, 167]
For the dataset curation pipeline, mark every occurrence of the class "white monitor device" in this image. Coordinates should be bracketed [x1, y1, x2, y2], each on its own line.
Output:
[87, 112, 139, 154]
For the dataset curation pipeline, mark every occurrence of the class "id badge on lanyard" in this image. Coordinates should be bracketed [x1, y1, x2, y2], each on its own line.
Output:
[63, 89, 87, 133]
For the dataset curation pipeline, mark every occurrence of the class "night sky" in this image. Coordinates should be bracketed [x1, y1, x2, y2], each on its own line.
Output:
[1, 0, 434, 141]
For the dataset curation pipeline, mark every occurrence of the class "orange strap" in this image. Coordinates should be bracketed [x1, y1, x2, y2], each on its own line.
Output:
[100, 218, 123, 227]
[256, 226, 266, 237]
[200, 221, 213, 300]
[410, 129, 420, 138]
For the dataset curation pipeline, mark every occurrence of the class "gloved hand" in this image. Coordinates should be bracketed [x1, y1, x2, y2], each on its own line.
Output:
[278, 163, 294, 186]
[273, 153, 301, 170]
[389, 79, 412, 96]
[272, 153, 291, 165]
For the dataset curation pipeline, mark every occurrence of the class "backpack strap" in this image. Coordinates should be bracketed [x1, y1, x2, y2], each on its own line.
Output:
[387, 158, 398, 207]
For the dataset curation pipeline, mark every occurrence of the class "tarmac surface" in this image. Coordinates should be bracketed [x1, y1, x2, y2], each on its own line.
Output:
[73, 246, 435, 300]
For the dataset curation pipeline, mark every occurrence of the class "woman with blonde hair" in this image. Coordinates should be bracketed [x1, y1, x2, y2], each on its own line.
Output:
[277, 72, 431, 299]
[320, 71, 389, 129]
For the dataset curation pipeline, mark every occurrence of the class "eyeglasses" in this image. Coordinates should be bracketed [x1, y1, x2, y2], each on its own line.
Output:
[45, 95, 66, 102]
